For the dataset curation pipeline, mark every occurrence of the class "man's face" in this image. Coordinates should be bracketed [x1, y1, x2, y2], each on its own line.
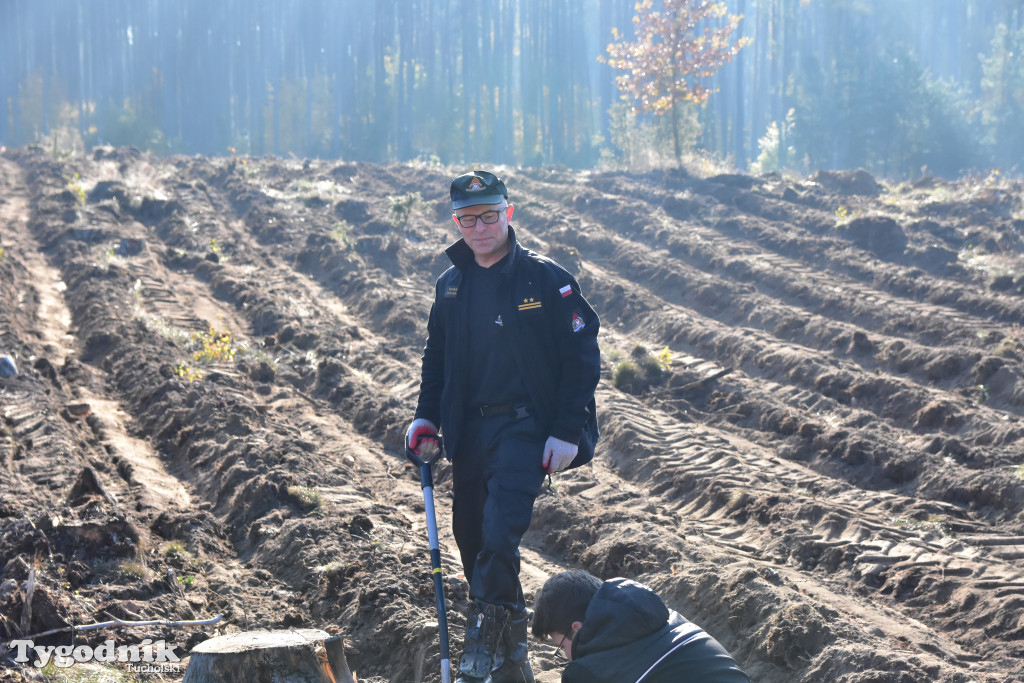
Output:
[453, 201, 513, 267]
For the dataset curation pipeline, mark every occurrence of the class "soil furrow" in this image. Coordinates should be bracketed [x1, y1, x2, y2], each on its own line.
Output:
[2, 151, 1022, 682]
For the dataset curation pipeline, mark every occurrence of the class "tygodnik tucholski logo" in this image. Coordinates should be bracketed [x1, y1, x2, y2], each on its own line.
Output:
[7, 637, 182, 673]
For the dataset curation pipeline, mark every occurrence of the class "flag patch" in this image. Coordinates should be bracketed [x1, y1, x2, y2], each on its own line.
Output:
[559, 284, 572, 298]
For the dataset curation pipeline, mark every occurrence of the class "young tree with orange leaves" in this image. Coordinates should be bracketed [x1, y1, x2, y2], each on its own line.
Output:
[601, 0, 751, 163]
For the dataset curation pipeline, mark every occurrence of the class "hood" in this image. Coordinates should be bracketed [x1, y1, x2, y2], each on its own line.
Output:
[573, 578, 670, 657]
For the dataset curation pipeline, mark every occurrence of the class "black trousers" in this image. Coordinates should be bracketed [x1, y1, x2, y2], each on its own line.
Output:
[452, 412, 547, 613]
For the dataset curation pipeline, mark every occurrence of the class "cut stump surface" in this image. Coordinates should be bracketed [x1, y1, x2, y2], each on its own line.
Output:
[182, 629, 354, 683]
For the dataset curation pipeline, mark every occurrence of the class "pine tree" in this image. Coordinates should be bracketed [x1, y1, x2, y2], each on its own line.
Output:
[980, 22, 1024, 170]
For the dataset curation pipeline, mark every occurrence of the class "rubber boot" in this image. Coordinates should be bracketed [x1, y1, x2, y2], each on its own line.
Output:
[457, 600, 507, 683]
[491, 608, 534, 683]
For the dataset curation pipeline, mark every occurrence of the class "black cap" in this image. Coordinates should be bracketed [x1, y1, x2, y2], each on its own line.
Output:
[450, 171, 508, 210]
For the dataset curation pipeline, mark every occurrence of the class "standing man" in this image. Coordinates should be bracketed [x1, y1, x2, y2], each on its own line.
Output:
[407, 171, 601, 683]
[532, 571, 751, 683]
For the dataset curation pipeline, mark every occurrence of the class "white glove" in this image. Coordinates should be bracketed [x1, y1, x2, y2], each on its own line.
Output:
[542, 436, 578, 474]
[406, 418, 439, 455]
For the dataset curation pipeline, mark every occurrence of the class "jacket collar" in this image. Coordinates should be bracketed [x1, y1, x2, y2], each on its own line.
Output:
[445, 224, 521, 274]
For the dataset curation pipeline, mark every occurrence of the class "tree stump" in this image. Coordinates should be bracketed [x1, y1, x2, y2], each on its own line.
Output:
[182, 628, 355, 683]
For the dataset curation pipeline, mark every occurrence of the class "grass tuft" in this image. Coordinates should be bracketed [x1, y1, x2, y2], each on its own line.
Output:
[286, 485, 324, 514]
[614, 344, 671, 394]
[117, 560, 150, 581]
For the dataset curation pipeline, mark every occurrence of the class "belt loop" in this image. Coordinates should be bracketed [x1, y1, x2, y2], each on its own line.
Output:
[514, 404, 529, 420]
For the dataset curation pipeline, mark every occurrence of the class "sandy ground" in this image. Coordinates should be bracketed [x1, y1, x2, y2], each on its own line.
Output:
[1, 148, 1022, 682]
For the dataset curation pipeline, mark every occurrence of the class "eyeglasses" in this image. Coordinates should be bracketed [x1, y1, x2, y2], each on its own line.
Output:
[551, 628, 576, 662]
[455, 210, 503, 229]
[553, 634, 569, 661]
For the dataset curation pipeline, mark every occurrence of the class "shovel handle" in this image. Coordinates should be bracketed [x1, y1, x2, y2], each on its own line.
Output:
[406, 434, 451, 682]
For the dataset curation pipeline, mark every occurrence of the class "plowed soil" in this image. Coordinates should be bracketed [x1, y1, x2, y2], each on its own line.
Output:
[1, 147, 1022, 683]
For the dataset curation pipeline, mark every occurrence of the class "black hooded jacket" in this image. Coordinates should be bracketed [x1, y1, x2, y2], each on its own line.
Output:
[564, 579, 750, 683]
[414, 226, 600, 462]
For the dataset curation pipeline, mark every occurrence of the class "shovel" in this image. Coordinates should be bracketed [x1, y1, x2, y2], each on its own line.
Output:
[407, 435, 451, 683]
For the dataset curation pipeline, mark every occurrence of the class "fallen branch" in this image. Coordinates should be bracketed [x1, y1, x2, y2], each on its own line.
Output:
[23, 613, 223, 641]
[19, 569, 35, 636]
[677, 366, 733, 393]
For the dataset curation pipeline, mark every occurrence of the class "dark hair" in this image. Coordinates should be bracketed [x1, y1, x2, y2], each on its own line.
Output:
[531, 570, 603, 638]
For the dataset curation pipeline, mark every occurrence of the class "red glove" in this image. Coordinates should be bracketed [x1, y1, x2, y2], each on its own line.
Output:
[406, 418, 439, 455]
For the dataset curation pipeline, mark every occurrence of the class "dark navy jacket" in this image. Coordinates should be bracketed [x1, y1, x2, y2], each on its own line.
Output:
[414, 225, 600, 463]
[564, 579, 750, 683]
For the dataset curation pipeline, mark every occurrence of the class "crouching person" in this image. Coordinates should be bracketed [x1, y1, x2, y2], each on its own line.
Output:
[532, 570, 750, 683]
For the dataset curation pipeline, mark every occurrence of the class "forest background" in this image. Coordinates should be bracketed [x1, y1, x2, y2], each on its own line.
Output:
[1, 0, 1022, 180]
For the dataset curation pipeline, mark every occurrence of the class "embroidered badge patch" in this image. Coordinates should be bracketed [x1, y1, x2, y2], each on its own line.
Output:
[468, 177, 484, 191]
[495, 315, 503, 326]
[559, 284, 572, 298]
[571, 312, 586, 333]
[518, 298, 542, 311]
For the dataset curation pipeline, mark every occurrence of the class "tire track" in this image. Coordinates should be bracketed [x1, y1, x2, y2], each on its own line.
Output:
[594, 385, 1023, 671]
[580, 260, 1024, 504]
